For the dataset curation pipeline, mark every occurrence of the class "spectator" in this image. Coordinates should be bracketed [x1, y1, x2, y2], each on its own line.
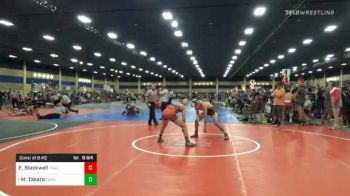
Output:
[322, 82, 333, 126]
[304, 95, 313, 122]
[145, 84, 158, 126]
[10, 90, 19, 108]
[330, 83, 342, 129]
[295, 78, 307, 125]
[159, 85, 169, 112]
[168, 89, 174, 104]
[284, 89, 294, 122]
[342, 86, 350, 127]
[271, 82, 285, 126]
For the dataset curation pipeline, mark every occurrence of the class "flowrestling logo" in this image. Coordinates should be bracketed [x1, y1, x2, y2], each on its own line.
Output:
[285, 9, 335, 16]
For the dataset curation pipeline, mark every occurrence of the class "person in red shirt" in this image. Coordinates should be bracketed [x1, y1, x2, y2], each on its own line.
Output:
[330, 82, 342, 129]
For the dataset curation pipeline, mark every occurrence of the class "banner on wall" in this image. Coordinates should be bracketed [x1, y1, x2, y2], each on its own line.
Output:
[281, 69, 291, 85]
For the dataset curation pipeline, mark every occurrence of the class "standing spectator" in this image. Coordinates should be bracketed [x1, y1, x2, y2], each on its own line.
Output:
[271, 82, 285, 126]
[10, 90, 19, 108]
[304, 95, 313, 122]
[315, 87, 325, 119]
[341, 86, 350, 127]
[295, 78, 307, 125]
[330, 83, 342, 129]
[284, 89, 294, 122]
[322, 82, 333, 126]
[168, 89, 174, 105]
[0, 91, 4, 110]
[62, 93, 79, 114]
[145, 84, 158, 126]
[159, 85, 169, 112]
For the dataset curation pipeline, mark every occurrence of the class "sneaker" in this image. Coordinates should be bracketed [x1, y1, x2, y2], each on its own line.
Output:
[157, 137, 164, 143]
[185, 142, 196, 147]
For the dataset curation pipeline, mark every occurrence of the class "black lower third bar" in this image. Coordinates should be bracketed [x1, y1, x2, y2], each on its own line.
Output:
[16, 154, 97, 162]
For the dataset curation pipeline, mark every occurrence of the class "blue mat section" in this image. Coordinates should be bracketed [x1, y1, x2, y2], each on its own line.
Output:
[57, 102, 240, 124]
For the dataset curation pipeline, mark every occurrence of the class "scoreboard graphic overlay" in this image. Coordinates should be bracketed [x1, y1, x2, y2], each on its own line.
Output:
[16, 154, 97, 186]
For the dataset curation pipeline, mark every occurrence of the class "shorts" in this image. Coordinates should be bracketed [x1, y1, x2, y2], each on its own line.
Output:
[162, 105, 178, 121]
[284, 102, 293, 110]
[207, 108, 218, 118]
[324, 101, 333, 115]
[272, 105, 283, 118]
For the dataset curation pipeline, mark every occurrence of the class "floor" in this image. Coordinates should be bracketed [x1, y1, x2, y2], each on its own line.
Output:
[1, 102, 350, 196]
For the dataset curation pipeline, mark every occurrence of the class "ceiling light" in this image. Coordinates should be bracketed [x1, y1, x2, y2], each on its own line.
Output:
[126, 43, 135, 49]
[99, 66, 105, 69]
[302, 63, 307, 66]
[110, 69, 114, 71]
[288, 48, 296, 53]
[42, 34, 55, 41]
[301, 73, 305, 75]
[93, 71, 98, 74]
[140, 51, 147, 56]
[259, 67, 263, 70]
[83, 69, 87, 72]
[232, 56, 238, 60]
[193, 60, 198, 64]
[53, 64, 59, 67]
[157, 61, 162, 65]
[107, 32, 118, 39]
[312, 59, 319, 63]
[230, 60, 235, 64]
[163, 65, 167, 68]
[150, 57, 156, 61]
[324, 25, 337, 32]
[174, 30, 183, 37]
[79, 61, 83, 65]
[171, 20, 178, 28]
[345, 47, 350, 52]
[264, 63, 269, 67]
[145, 70, 149, 73]
[34, 60, 40, 63]
[9, 54, 17, 58]
[181, 42, 188, 47]
[77, 15, 92, 24]
[253, 6, 266, 16]
[235, 49, 241, 54]
[244, 27, 254, 35]
[109, 58, 116, 62]
[270, 59, 276, 64]
[0, 19, 14, 26]
[326, 54, 334, 58]
[302, 38, 312, 45]
[190, 56, 195, 61]
[328, 66, 333, 69]
[151, 72, 155, 75]
[73, 45, 82, 50]
[94, 52, 102, 57]
[195, 65, 199, 68]
[71, 58, 78, 63]
[341, 63, 347, 66]
[308, 71, 313, 74]
[22, 47, 32, 52]
[186, 50, 193, 55]
[119, 71, 123, 73]
[69, 67, 74, 70]
[239, 41, 246, 46]
[139, 68, 143, 71]
[121, 62, 127, 66]
[87, 63, 93, 66]
[50, 53, 58, 58]
[278, 55, 285, 59]
[131, 65, 136, 69]
[126, 73, 130, 75]
[162, 11, 173, 20]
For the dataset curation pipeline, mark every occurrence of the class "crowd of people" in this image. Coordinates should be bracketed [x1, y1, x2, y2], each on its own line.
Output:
[221, 79, 350, 130]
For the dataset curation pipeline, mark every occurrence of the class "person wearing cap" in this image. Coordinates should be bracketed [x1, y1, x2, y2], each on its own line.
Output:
[157, 99, 196, 147]
[191, 99, 229, 140]
[271, 82, 285, 126]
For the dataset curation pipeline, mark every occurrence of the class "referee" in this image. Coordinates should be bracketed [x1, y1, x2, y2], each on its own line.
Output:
[145, 84, 158, 126]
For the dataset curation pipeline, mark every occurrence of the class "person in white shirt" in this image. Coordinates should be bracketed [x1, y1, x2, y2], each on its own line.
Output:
[145, 84, 158, 126]
[159, 85, 169, 112]
[62, 93, 79, 114]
